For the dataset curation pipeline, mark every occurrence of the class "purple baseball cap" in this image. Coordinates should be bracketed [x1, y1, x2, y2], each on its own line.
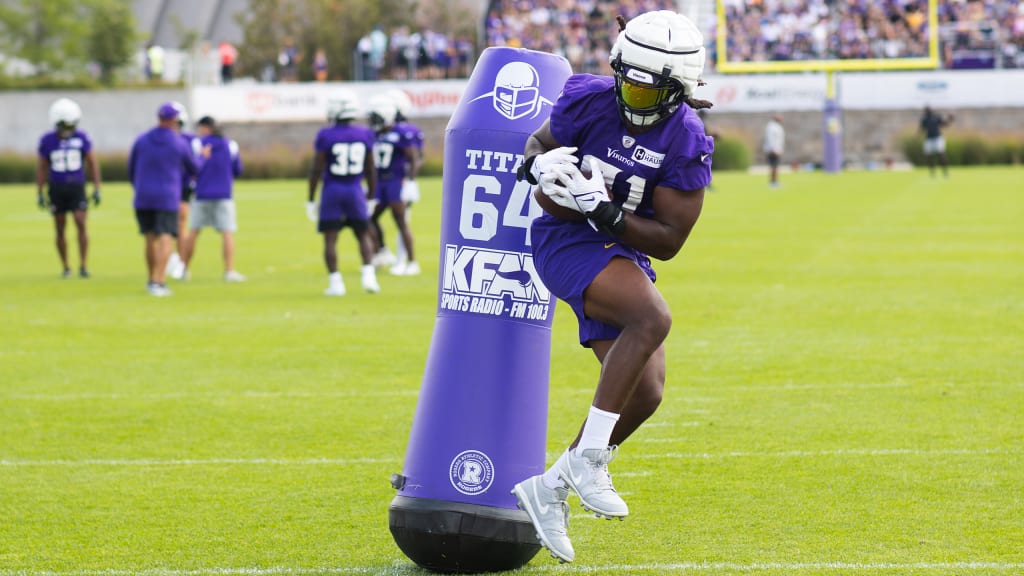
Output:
[157, 102, 180, 120]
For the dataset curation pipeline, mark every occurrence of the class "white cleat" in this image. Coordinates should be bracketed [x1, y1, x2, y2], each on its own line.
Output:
[372, 248, 396, 267]
[147, 282, 172, 297]
[511, 476, 574, 563]
[558, 446, 629, 519]
[401, 261, 420, 276]
[224, 270, 246, 282]
[165, 252, 182, 276]
[361, 266, 380, 293]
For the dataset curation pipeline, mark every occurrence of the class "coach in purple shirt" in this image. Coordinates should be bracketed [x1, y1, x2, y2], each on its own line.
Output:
[128, 102, 198, 296]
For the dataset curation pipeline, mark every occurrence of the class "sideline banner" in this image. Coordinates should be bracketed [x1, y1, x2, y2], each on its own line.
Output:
[837, 69, 1024, 109]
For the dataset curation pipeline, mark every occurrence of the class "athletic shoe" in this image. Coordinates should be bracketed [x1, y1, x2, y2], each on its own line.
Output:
[146, 282, 172, 297]
[79, 268, 90, 279]
[165, 252, 182, 276]
[62, 268, 71, 279]
[324, 280, 346, 296]
[389, 261, 407, 276]
[558, 446, 629, 519]
[361, 266, 380, 294]
[170, 260, 187, 280]
[402, 261, 421, 276]
[372, 247, 396, 267]
[511, 476, 574, 563]
[224, 271, 246, 282]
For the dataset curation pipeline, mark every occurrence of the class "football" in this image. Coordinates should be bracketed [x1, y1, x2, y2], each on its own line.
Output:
[533, 186, 586, 221]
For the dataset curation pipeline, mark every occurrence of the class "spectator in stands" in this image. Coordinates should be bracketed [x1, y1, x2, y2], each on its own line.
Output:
[219, 41, 238, 84]
[145, 42, 165, 82]
[279, 37, 300, 82]
[763, 114, 785, 188]
[920, 105, 953, 177]
[313, 48, 328, 82]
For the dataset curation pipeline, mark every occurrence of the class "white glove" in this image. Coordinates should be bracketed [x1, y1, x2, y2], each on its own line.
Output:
[522, 146, 579, 184]
[400, 179, 420, 204]
[305, 201, 318, 222]
[366, 198, 379, 214]
[538, 167, 581, 212]
[551, 157, 609, 215]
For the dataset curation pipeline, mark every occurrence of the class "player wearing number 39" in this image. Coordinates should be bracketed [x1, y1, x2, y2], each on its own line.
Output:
[510, 10, 713, 563]
[37, 98, 103, 279]
[308, 90, 380, 296]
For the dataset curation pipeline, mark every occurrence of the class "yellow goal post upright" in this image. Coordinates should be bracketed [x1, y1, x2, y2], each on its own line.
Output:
[714, 0, 940, 172]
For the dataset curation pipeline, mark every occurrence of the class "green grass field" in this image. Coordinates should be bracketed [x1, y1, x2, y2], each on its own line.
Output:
[1, 168, 1021, 575]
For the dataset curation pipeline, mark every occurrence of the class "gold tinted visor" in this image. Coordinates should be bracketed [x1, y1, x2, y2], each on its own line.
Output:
[619, 80, 665, 110]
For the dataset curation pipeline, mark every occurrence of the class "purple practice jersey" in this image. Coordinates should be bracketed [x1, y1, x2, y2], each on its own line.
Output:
[129, 126, 198, 211]
[181, 131, 203, 187]
[38, 130, 92, 185]
[314, 123, 375, 191]
[373, 127, 417, 181]
[395, 121, 424, 151]
[195, 134, 242, 201]
[546, 74, 713, 222]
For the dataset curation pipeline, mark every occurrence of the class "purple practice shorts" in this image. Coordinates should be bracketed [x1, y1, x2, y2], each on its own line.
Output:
[319, 185, 368, 231]
[376, 178, 403, 205]
[531, 216, 656, 347]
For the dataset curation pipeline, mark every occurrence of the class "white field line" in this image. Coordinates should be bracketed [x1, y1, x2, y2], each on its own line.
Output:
[3, 561, 1024, 575]
[2, 447, 1015, 468]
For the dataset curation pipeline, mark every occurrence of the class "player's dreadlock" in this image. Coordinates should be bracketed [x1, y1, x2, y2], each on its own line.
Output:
[614, 14, 713, 111]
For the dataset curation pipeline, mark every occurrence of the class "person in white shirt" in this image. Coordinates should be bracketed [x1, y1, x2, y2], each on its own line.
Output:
[763, 114, 785, 188]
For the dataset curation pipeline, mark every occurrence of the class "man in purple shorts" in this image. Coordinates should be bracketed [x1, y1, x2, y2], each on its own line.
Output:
[367, 94, 422, 277]
[307, 90, 380, 296]
[128, 102, 199, 296]
[510, 10, 714, 563]
[37, 98, 102, 278]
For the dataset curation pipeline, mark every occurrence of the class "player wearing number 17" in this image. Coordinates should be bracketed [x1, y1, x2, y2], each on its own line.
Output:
[510, 10, 714, 563]
[308, 90, 380, 296]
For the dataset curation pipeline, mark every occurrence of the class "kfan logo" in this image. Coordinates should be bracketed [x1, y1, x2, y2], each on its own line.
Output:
[442, 244, 549, 303]
[468, 61, 554, 120]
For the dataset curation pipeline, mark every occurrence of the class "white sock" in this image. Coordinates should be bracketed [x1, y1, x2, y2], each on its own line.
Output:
[361, 264, 375, 277]
[396, 234, 408, 263]
[575, 405, 620, 455]
[542, 451, 569, 489]
[329, 271, 343, 285]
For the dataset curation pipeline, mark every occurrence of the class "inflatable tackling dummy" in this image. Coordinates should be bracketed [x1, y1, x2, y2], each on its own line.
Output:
[388, 47, 572, 573]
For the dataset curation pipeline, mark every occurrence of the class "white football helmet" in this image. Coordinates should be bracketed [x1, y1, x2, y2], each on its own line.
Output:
[49, 98, 82, 128]
[368, 95, 397, 132]
[609, 10, 706, 128]
[327, 90, 361, 122]
[170, 101, 189, 126]
[385, 89, 413, 122]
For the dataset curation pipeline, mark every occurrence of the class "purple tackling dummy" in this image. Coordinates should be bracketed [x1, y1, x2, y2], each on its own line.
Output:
[389, 47, 571, 572]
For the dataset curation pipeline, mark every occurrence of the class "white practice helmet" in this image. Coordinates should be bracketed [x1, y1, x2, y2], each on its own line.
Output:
[49, 98, 82, 128]
[385, 89, 413, 121]
[327, 89, 361, 122]
[609, 11, 706, 128]
[170, 101, 189, 125]
[368, 95, 398, 131]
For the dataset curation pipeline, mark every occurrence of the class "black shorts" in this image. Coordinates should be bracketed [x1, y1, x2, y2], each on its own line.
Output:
[135, 209, 179, 237]
[767, 152, 781, 168]
[48, 182, 88, 214]
[181, 182, 195, 203]
[318, 218, 368, 234]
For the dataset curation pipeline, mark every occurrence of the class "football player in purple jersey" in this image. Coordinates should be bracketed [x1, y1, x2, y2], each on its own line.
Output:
[308, 90, 380, 296]
[129, 103, 199, 296]
[36, 98, 102, 278]
[386, 88, 424, 274]
[510, 11, 714, 563]
[167, 102, 204, 280]
[367, 94, 423, 277]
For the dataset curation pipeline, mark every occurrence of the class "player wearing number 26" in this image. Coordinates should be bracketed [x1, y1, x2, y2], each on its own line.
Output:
[37, 98, 103, 279]
[510, 10, 714, 563]
[308, 89, 380, 296]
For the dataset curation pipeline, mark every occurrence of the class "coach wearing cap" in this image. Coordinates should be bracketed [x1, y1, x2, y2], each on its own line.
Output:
[128, 102, 199, 296]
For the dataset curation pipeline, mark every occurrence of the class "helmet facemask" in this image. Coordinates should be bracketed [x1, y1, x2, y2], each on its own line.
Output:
[611, 57, 686, 129]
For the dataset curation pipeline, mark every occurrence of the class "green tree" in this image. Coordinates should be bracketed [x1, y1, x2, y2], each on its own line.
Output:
[87, 0, 137, 85]
[0, 0, 92, 77]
